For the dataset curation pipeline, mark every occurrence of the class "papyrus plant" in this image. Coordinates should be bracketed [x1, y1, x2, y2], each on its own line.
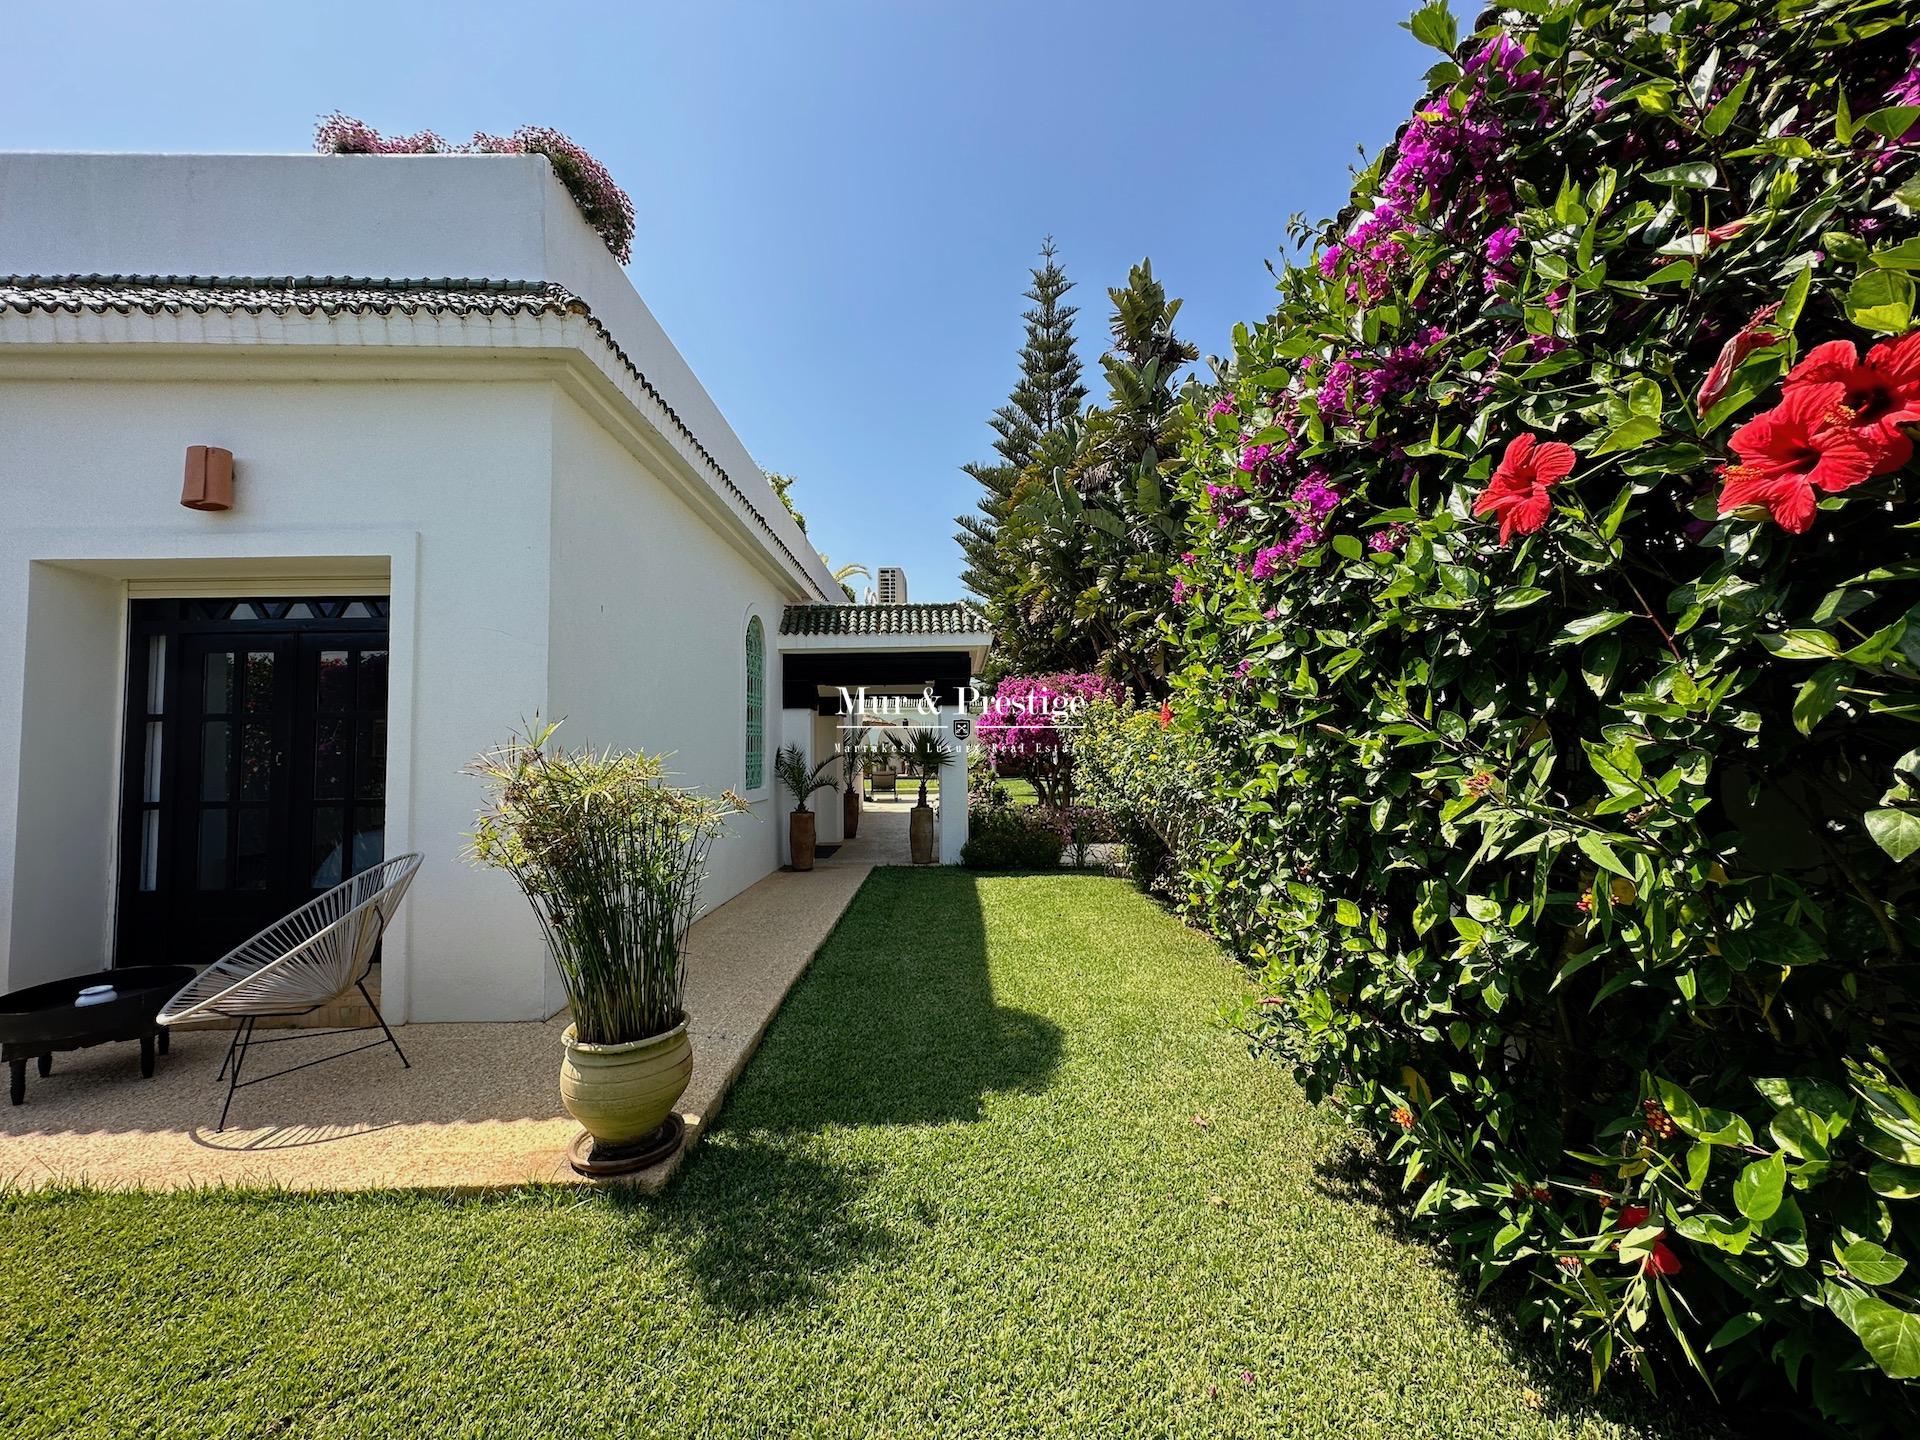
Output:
[468, 724, 741, 1044]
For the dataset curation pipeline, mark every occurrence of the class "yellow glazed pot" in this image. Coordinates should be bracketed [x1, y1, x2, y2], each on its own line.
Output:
[559, 1017, 692, 1147]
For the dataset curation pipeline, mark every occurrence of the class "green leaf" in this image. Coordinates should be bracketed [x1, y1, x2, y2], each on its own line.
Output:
[1703, 67, 1754, 137]
[1866, 808, 1920, 863]
[1829, 1290, 1920, 1380]
[1578, 832, 1633, 879]
[1591, 416, 1661, 455]
[1733, 1151, 1786, 1222]
[1644, 161, 1718, 189]
[1793, 663, 1848, 735]
[1686, 1142, 1711, 1191]
[1869, 1162, 1920, 1199]
[1494, 586, 1550, 612]
[1401, 0, 1458, 55]
[1332, 534, 1364, 561]
[1777, 264, 1814, 332]
[1555, 612, 1631, 646]
[1658, 1078, 1756, 1147]
[1837, 1241, 1909, 1287]
[1871, 238, 1920, 272]
[1845, 269, 1916, 335]
[1856, 105, 1920, 141]
[1706, 1312, 1763, 1351]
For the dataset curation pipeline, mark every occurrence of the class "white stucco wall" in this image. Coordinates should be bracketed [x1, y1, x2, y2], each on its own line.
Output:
[0, 376, 555, 1020]
[0, 152, 840, 605]
[0, 153, 853, 1020]
[544, 390, 784, 1012]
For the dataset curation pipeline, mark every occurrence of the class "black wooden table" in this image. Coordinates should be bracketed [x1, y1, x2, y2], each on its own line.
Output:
[0, 965, 197, 1105]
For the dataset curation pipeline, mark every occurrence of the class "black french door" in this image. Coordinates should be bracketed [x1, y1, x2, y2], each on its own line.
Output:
[116, 599, 390, 968]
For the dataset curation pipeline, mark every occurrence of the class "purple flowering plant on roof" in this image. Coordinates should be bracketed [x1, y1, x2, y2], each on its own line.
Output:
[314, 114, 636, 264]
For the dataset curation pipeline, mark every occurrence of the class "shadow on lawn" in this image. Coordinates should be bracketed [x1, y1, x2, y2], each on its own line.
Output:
[618, 869, 1063, 1317]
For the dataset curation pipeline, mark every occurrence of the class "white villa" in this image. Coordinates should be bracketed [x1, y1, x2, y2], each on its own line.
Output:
[0, 152, 990, 1023]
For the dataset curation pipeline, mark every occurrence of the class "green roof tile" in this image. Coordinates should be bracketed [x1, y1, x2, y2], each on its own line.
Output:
[779, 602, 991, 638]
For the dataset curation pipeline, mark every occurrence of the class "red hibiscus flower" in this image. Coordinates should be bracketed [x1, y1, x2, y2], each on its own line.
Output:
[1472, 434, 1577, 544]
[1613, 1204, 1683, 1277]
[1695, 302, 1781, 417]
[1783, 330, 1920, 475]
[1717, 381, 1877, 534]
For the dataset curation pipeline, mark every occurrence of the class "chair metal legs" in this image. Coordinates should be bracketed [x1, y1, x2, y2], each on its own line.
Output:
[210, 989, 408, 1132]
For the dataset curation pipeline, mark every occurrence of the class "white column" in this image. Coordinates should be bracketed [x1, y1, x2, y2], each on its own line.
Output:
[937, 705, 970, 865]
[778, 707, 812, 865]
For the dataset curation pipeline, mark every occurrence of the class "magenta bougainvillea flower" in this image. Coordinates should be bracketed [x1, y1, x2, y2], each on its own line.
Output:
[976, 673, 1123, 764]
[313, 114, 635, 263]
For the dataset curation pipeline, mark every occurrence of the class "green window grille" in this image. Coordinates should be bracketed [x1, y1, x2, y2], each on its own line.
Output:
[745, 616, 765, 791]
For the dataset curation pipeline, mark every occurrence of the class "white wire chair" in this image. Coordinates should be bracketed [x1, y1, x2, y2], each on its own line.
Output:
[159, 852, 422, 1130]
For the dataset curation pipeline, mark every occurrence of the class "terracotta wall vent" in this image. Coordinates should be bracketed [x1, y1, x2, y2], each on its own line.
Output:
[180, 446, 235, 512]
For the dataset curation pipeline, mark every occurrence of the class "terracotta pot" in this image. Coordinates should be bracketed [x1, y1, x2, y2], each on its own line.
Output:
[559, 1018, 692, 1148]
[790, 809, 817, 870]
[843, 785, 861, 839]
[910, 804, 935, 865]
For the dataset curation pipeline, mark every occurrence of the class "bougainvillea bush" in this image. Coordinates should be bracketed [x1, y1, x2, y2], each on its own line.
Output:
[1156, 0, 1920, 1424]
[975, 672, 1122, 808]
[314, 114, 636, 264]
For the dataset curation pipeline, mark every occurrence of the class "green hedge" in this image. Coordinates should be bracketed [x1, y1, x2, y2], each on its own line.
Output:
[1140, 1, 1920, 1425]
[960, 806, 1067, 870]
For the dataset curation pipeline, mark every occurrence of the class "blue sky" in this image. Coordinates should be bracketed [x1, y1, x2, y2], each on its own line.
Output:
[1, 1, 1432, 600]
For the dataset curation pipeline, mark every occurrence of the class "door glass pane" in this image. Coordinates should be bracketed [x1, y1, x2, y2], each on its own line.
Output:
[314, 718, 349, 799]
[237, 809, 270, 890]
[317, 651, 351, 712]
[342, 601, 373, 619]
[200, 722, 230, 801]
[145, 635, 167, 715]
[243, 651, 275, 712]
[357, 720, 388, 801]
[311, 809, 344, 890]
[241, 723, 274, 800]
[358, 650, 389, 711]
[202, 652, 233, 713]
[197, 811, 227, 889]
[142, 721, 164, 804]
[352, 805, 385, 875]
[139, 810, 159, 892]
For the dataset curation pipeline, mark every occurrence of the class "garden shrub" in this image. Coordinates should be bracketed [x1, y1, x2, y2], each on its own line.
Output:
[1158, 0, 1920, 1424]
[1070, 698, 1221, 895]
[314, 114, 636, 264]
[961, 805, 1067, 870]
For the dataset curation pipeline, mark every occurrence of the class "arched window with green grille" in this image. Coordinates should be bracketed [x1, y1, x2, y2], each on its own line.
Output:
[744, 616, 765, 791]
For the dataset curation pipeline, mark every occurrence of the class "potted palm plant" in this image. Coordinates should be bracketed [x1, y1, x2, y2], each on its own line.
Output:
[775, 743, 838, 871]
[468, 723, 741, 1174]
[899, 729, 957, 865]
[840, 726, 868, 839]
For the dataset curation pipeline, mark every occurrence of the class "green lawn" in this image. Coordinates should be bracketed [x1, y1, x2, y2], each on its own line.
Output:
[993, 775, 1040, 805]
[1, 872, 1701, 1439]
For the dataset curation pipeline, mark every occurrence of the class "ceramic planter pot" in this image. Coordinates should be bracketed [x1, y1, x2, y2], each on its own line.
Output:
[790, 809, 817, 870]
[843, 785, 861, 839]
[559, 1017, 692, 1148]
[910, 804, 935, 865]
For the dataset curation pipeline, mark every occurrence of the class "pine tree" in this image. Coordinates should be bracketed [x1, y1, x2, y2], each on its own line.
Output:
[956, 239, 1087, 606]
[993, 259, 1197, 692]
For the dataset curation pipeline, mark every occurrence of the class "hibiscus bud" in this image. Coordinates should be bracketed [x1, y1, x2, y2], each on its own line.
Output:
[1696, 302, 1782, 416]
